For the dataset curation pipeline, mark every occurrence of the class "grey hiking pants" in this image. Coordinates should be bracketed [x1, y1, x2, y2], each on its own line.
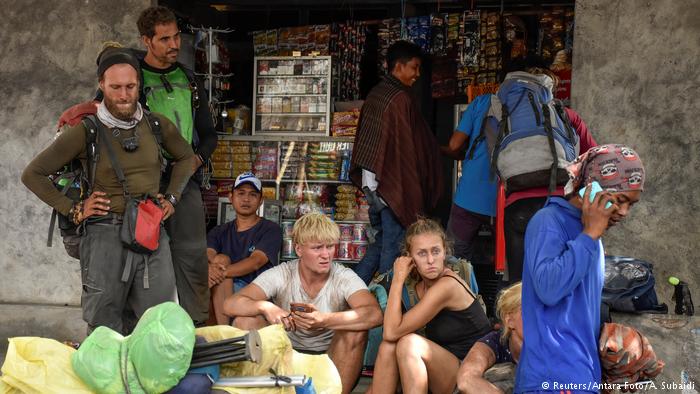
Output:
[163, 179, 209, 325]
[79, 222, 177, 335]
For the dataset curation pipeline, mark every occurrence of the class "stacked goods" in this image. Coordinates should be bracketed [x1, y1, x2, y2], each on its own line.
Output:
[537, 8, 570, 65]
[277, 25, 331, 56]
[478, 12, 502, 85]
[377, 19, 402, 75]
[339, 148, 352, 182]
[281, 183, 333, 220]
[447, 13, 461, 49]
[231, 142, 253, 178]
[430, 14, 448, 56]
[456, 11, 480, 94]
[331, 22, 367, 101]
[407, 16, 431, 53]
[211, 141, 233, 179]
[297, 184, 333, 218]
[355, 192, 370, 222]
[252, 142, 277, 180]
[335, 184, 359, 222]
[306, 142, 339, 181]
[252, 30, 279, 56]
[331, 110, 360, 137]
[281, 221, 295, 258]
[279, 142, 306, 180]
[337, 222, 368, 261]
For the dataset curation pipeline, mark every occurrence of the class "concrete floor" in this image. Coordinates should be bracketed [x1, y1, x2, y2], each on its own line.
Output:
[1, 308, 697, 393]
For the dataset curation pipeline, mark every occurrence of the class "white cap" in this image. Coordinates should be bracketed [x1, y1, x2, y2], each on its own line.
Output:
[234, 172, 262, 192]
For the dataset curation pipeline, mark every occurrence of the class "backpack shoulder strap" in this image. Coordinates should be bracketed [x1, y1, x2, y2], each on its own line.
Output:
[553, 100, 575, 142]
[179, 64, 201, 111]
[81, 115, 100, 193]
[143, 110, 163, 146]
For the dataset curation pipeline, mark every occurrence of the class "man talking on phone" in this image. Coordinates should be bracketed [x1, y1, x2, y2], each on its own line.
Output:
[515, 144, 645, 394]
[224, 213, 383, 394]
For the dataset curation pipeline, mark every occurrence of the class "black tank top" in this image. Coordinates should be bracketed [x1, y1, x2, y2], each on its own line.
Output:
[425, 275, 492, 360]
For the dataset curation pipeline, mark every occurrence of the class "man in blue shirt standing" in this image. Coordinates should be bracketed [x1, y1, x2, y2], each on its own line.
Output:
[207, 172, 283, 325]
[442, 94, 498, 261]
[516, 144, 645, 393]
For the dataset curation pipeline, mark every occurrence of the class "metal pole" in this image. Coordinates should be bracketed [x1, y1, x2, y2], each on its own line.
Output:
[208, 28, 213, 105]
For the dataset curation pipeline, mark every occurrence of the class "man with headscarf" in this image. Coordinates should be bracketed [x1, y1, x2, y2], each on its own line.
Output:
[514, 144, 645, 394]
[22, 47, 194, 335]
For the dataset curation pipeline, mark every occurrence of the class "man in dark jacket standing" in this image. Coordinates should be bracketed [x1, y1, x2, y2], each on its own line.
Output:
[350, 40, 443, 284]
[136, 6, 218, 325]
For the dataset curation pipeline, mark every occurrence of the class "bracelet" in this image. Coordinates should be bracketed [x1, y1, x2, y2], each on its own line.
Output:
[71, 201, 84, 225]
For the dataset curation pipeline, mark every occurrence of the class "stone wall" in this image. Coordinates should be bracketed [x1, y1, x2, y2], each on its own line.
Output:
[0, 0, 150, 305]
[572, 0, 700, 304]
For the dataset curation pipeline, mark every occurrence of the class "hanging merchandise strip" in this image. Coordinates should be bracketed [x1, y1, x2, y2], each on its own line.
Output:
[331, 21, 368, 101]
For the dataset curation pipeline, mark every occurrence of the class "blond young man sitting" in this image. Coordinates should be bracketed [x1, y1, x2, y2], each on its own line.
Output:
[224, 213, 383, 394]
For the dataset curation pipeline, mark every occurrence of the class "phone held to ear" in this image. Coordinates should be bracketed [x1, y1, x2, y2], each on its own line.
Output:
[579, 181, 613, 209]
[290, 303, 308, 313]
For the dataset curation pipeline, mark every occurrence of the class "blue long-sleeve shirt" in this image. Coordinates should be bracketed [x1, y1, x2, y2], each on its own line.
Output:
[515, 197, 604, 393]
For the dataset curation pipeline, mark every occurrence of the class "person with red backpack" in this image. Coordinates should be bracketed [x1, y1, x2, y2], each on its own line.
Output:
[57, 7, 218, 326]
[22, 48, 194, 335]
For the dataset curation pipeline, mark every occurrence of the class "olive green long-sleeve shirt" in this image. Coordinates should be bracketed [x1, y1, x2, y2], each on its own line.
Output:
[22, 113, 194, 216]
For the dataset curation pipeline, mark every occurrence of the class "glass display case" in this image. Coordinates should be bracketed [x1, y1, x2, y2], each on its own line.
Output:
[211, 135, 370, 264]
[253, 56, 332, 136]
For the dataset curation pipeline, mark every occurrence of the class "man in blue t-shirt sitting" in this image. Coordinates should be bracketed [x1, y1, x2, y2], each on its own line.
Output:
[207, 172, 283, 325]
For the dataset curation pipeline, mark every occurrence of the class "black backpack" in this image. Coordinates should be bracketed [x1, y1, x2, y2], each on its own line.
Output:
[602, 256, 668, 314]
[48, 113, 162, 259]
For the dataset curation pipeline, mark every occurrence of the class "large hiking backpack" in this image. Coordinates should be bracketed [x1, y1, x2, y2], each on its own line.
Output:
[602, 256, 668, 314]
[468, 72, 580, 193]
[49, 110, 162, 259]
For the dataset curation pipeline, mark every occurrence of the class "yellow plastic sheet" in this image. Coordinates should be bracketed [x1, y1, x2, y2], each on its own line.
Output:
[0, 337, 94, 394]
[196, 324, 341, 394]
[290, 351, 342, 394]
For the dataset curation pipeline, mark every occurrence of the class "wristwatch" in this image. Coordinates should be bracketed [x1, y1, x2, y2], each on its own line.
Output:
[165, 193, 177, 207]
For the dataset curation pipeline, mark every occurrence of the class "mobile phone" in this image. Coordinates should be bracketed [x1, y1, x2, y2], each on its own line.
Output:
[579, 181, 613, 208]
[290, 303, 308, 313]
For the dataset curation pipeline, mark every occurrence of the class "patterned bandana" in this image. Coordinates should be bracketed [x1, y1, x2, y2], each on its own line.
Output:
[564, 144, 645, 195]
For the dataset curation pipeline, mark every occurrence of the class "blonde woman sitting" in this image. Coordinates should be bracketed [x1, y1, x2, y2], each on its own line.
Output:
[457, 282, 523, 394]
[367, 218, 491, 394]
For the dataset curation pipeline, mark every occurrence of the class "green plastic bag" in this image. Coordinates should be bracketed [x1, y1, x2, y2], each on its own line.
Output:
[128, 301, 196, 392]
[71, 327, 125, 393]
[72, 302, 195, 393]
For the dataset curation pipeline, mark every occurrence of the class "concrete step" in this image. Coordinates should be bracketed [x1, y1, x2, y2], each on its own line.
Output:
[0, 303, 85, 362]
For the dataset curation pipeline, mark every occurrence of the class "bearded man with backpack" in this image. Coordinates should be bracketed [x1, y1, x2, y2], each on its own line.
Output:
[22, 48, 195, 335]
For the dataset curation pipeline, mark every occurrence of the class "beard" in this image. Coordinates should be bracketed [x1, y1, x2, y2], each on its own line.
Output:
[104, 96, 137, 121]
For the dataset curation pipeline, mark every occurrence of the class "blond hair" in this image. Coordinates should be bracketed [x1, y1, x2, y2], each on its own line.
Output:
[401, 217, 452, 257]
[496, 282, 522, 343]
[292, 213, 340, 246]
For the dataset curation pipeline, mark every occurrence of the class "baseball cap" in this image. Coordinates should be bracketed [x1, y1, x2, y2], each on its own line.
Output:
[234, 172, 262, 192]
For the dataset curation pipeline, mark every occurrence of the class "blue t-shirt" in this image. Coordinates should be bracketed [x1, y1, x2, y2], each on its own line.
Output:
[454, 94, 497, 217]
[515, 197, 604, 394]
[206, 218, 283, 285]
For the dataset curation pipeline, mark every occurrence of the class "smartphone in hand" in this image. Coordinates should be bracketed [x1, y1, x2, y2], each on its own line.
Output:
[290, 303, 309, 313]
[579, 181, 613, 209]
